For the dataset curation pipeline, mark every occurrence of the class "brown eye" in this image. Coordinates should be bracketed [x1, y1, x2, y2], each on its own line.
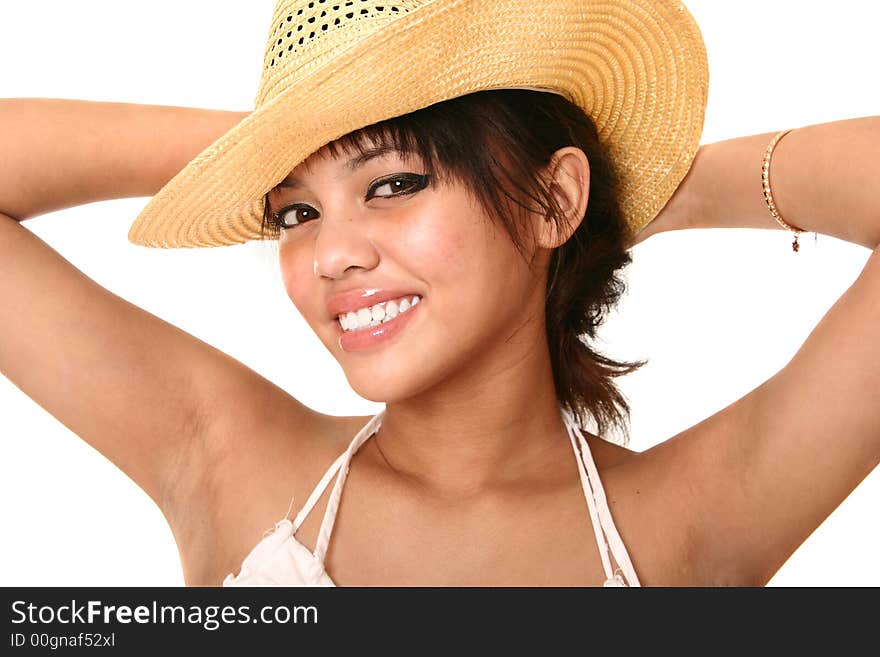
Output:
[277, 204, 320, 229]
[367, 173, 430, 200]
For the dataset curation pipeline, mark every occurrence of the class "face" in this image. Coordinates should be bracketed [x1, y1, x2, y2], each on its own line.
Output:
[269, 143, 550, 404]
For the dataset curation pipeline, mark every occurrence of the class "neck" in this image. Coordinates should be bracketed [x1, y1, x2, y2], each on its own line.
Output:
[375, 333, 574, 500]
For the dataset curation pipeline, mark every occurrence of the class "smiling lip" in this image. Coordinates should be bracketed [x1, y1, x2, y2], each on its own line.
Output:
[336, 296, 422, 352]
[326, 288, 422, 320]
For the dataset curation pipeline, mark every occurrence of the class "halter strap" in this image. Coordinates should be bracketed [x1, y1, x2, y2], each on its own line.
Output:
[561, 406, 641, 587]
[290, 451, 347, 533]
[310, 409, 386, 563]
[294, 405, 639, 586]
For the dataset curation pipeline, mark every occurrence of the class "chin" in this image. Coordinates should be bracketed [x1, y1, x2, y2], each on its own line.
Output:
[348, 379, 405, 405]
[344, 365, 426, 404]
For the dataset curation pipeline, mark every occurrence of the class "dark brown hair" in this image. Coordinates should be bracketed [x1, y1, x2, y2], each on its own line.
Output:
[260, 90, 646, 443]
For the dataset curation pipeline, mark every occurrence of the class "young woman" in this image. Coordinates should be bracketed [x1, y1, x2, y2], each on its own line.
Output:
[1, 0, 877, 586]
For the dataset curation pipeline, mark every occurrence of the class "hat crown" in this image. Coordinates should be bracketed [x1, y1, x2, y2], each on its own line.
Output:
[257, 0, 426, 106]
[130, 0, 709, 248]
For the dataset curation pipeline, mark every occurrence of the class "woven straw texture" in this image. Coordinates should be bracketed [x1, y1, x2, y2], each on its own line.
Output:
[127, 0, 709, 249]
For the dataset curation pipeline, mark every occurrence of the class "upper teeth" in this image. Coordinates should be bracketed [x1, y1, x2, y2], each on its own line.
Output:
[339, 295, 421, 332]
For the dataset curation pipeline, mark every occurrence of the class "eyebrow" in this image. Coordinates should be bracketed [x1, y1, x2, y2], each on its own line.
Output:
[273, 145, 401, 190]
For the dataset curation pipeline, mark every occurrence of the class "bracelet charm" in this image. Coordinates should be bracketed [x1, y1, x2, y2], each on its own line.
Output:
[762, 129, 808, 252]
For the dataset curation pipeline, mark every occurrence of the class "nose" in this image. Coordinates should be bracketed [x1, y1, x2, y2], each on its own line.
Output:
[312, 213, 380, 279]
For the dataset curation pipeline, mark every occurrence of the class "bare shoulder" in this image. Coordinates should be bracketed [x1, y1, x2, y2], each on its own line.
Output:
[585, 401, 757, 587]
[609, 247, 880, 586]
[166, 378, 375, 585]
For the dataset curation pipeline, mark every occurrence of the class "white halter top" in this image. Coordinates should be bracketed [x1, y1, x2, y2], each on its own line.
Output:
[223, 406, 640, 587]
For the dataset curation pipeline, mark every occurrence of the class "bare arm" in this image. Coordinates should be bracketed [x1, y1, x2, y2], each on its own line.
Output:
[0, 100, 324, 524]
[0, 98, 247, 221]
[632, 116, 880, 584]
[633, 116, 880, 249]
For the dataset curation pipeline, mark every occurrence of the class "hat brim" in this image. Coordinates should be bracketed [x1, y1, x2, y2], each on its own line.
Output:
[128, 0, 708, 248]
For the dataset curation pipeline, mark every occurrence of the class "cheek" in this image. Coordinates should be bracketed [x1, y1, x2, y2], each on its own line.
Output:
[278, 240, 319, 316]
[397, 194, 501, 283]
[399, 218, 470, 276]
[417, 213, 525, 295]
[401, 201, 535, 336]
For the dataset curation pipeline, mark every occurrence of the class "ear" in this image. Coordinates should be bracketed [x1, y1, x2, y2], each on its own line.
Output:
[535, 146, 590, 249]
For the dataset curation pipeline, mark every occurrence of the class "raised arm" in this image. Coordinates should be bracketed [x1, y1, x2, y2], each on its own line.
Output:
[0, 98, 247, 221]
[632, 116, 880, 585]
[0, 99, 321, 524]
[633, 117, 880, 250]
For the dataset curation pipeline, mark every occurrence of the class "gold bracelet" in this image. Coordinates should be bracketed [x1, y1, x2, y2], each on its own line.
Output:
[762, 128, 808, 252]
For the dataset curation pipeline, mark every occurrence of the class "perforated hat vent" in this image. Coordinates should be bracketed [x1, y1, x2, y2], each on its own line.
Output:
[266, 0, 418, 69]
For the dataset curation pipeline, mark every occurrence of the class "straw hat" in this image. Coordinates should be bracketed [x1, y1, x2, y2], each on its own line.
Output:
[127, 0, 709, 249]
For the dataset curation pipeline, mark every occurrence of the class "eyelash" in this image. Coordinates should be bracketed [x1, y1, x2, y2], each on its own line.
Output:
[271, 173, 431, 230]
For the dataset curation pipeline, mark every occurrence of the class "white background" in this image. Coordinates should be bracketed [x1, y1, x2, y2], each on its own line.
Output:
[0, 1, 877, 586]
